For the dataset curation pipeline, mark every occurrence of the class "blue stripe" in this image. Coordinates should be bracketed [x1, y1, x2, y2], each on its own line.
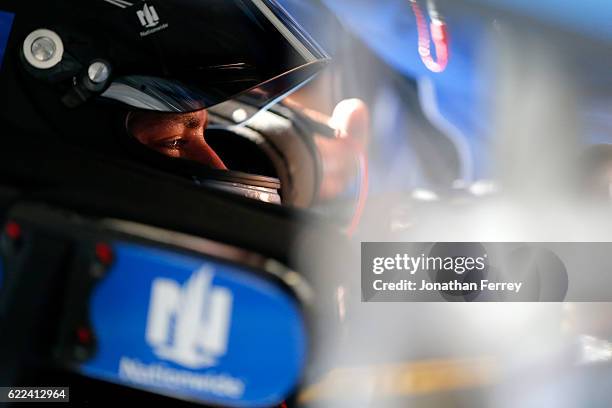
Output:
[0, 10, 15, 70]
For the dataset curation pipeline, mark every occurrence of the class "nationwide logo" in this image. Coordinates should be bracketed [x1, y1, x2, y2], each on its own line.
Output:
[145, 267, 233, 369]
[118, 357, 245, 398]
[136, 3, 159, 28]
[136, 3, 169, 37]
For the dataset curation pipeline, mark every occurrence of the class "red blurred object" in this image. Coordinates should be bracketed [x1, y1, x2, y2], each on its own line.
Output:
[95, 242, 114, 265]
[5, 221, 21, 241]
[411, 0, 449, 73]
[76, 327, 93, 344]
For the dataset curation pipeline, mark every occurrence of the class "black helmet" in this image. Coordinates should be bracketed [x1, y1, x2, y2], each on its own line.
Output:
[2, 0, 328, 112]
[0, 0, 329, 203]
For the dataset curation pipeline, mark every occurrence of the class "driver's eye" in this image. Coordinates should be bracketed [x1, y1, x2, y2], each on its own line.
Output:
[158, 138, 188, 151]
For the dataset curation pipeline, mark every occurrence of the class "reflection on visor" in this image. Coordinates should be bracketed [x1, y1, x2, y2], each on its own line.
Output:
[103, 77, 215, 113]
[208, 65, 320, 124]
[201, 179, 282, 204]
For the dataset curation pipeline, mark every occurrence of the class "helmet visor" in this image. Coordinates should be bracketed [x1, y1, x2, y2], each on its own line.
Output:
[100, 0, 329, 114]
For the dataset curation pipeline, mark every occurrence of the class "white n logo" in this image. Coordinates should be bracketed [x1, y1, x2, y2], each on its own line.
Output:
[137, 3, 160, 28]
[145, 267, 233, 369]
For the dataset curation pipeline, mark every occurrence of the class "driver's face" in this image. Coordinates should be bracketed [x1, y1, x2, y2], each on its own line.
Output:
[127, 109, 227, 170]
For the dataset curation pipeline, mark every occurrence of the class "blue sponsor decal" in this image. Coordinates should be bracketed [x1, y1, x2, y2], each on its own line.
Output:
[80, 243, 306, 407]
[0, 11, 15, 70]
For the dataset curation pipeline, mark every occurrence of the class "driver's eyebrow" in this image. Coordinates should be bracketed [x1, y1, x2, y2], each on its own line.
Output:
[183, 114, 202, 129]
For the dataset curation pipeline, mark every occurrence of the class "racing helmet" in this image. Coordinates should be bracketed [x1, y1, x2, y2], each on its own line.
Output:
[0, 0, 330, 204]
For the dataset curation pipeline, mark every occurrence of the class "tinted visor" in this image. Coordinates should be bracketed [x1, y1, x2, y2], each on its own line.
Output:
[99, 0, 329, 114]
